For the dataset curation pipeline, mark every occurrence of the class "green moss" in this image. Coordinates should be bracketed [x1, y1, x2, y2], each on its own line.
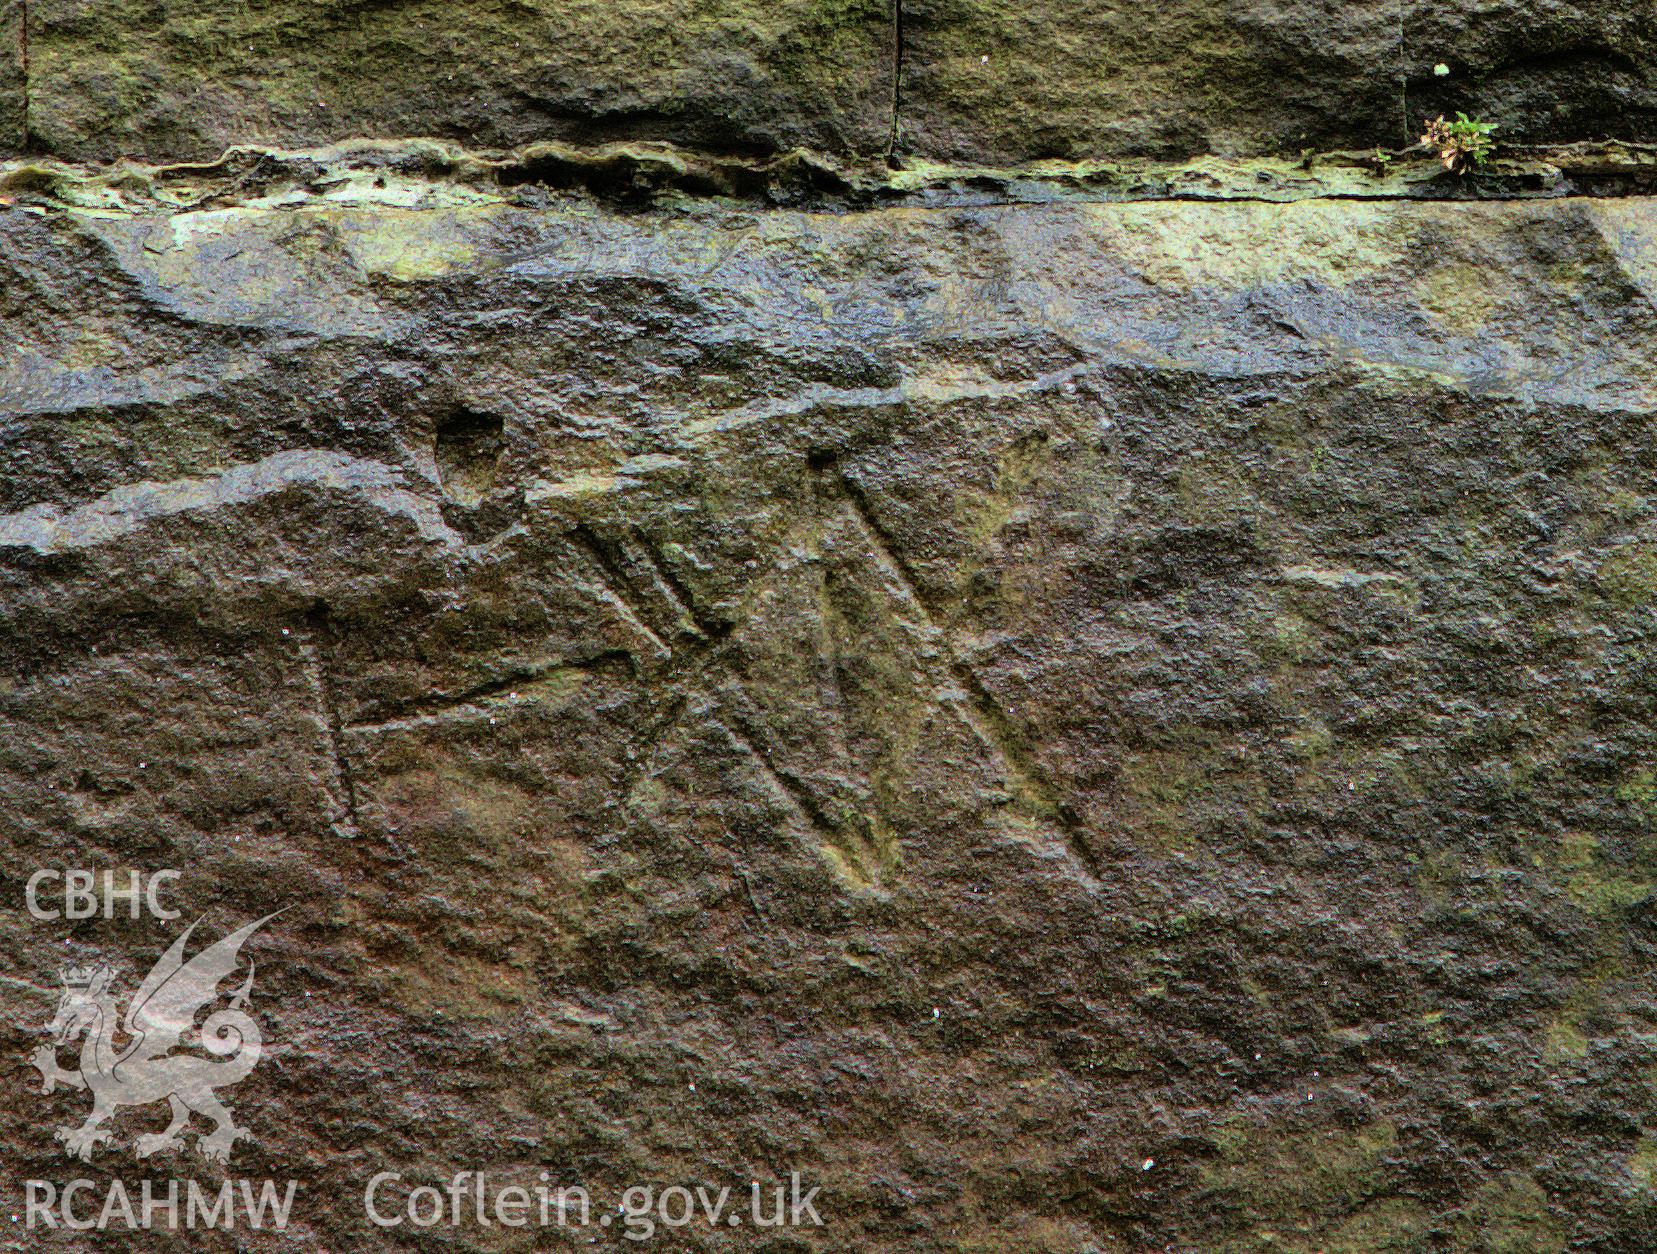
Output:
[1262, 612, 1319, 665]
[1324, 1198, 1434, 1252]
[1177, 455, 1259, 531]
[1412, 849, 1462, 906]
[334, 208, 487, 281]
[1599, 543, 1657, 607]
[1451, 1175, 1564, 1253]
[1202, 1118, 1407, 1249]
[1630, 1136, 1657, 1191]
[1567, 873, 1653, 916]
[1543, 1017, 1590, 1062]
[1551, 829, 1653, 916]
[1542, 956, 1625, 1064]
[1286, 721, 1334, 761]
[1616, 769, 1657, 828]
[1419, 261, 1507, 332]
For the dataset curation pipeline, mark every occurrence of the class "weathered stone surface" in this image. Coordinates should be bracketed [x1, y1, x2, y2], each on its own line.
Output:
[2, 170, 1657, 1247]
[899, 0, 1657, 162]
[0, 0, 22, 152]
[12, 1, 1657, 165]
[23, 0, 894, 162]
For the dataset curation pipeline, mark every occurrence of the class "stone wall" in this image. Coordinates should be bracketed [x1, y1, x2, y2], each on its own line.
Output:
[3, 6, 1657, 1252]
[5, 1, 1657, 161]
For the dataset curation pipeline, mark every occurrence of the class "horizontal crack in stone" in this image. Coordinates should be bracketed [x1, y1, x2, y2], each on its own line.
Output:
[3, 137, 1656, 215]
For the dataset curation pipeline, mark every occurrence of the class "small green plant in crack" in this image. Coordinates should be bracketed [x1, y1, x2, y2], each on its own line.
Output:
[1421, 112, 1497, 175]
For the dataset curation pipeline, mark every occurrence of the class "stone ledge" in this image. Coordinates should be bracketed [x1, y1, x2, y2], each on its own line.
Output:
[4, 137, 1656, 216]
